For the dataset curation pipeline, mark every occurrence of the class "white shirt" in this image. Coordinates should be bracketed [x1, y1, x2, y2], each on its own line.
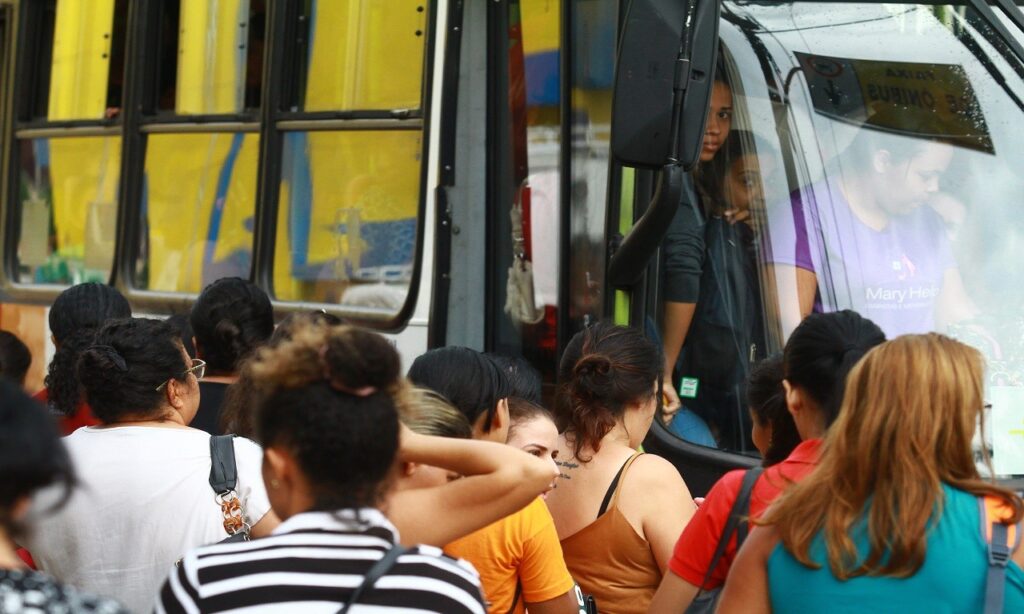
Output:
[25, 426, 271, 614]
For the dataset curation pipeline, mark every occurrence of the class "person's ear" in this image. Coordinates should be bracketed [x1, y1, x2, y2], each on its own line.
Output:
[166, 378, 185, 409]
[403, 462, 418, 478]
[264, 447, 293, 487]
[10, 496, 31, 524]
[783, 379, 803, 419]
[491, 398, 511, 441]
[872, 149, 892, 173]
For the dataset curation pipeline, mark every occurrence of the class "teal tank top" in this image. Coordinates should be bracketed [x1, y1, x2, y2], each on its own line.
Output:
[767, 485, 1024, 613]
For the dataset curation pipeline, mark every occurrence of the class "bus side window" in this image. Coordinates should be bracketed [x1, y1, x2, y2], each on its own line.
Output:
[152, 0, 266, 115]
[12, 0, 128, 285]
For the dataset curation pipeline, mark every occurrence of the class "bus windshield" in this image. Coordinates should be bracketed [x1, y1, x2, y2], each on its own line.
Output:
[662, 1, 1024, 475]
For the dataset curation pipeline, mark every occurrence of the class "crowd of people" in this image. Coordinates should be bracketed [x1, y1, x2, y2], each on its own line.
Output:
[1, 277, 1023, 613]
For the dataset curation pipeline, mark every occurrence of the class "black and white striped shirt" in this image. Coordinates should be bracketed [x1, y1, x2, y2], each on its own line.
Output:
[156, 508, 486, 613]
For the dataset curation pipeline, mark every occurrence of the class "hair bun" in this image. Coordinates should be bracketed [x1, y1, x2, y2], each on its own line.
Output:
[323, 327, 401, 393]
[573, 354, 612, 380]
[88, 344, 128, 372]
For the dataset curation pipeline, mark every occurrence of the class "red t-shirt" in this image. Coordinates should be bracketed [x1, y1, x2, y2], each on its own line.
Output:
[668, 438, 823, 589]
[32, 388, 101, 435]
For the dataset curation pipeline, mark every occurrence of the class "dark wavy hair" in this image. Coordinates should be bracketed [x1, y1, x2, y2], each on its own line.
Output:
[557, 322, 662, 461]
[0, 331, 32, 386]
[45, 283, 131, 415]
[190, 277, 274, 373]
[408, 347, 512, 432]
[0, 380, 76, 537]
[77, 318, 190, 423]
[784, 310, 886, 427]
[747, 355, 800, 467]
[251, 324, 403, 510]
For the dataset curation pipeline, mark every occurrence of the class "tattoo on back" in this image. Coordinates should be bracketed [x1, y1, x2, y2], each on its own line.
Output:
[555, 459, 579, 483]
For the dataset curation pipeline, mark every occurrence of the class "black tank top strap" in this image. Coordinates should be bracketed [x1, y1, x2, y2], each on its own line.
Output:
[598, 452, 644, 518]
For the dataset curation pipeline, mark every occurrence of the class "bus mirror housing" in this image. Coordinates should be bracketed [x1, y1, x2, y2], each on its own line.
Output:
[611, 0, 721, 170]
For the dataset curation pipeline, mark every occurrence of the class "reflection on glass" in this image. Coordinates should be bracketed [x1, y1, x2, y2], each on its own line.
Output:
[293, 0, 427, 112]
[162, 0, 264, 114]
[45, 0, 126, 120]
[490, 0, 563, 397]
[15, 137, 121, 284]
[274, 130, 422, 312]
[569, 0, 616, 330]
[715, 1, 1024, 473]
[139, 133, 259, 293]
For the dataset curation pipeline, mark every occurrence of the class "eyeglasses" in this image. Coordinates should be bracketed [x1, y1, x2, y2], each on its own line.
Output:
[155, 358, 206, 392]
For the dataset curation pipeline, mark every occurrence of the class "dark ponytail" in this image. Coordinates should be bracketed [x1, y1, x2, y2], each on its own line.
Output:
[77, 319, 189, 423]
[190, 277, 274, 373]
[557, 322, 661, 461]
[747, 355, 800, 466]
[783, 310, 885, 427]
[253, 324, 403, 510]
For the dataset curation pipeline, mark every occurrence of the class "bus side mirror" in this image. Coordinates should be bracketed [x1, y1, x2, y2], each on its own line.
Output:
[611, 0, 721, 170]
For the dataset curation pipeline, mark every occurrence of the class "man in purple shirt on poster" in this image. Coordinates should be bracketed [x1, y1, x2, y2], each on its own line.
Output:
[767, 127, 977, 338]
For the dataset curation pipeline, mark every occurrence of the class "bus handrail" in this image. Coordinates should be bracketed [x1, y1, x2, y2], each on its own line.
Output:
[607, 163, 684, 289]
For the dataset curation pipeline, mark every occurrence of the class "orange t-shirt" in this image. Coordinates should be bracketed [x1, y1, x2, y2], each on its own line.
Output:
[445, 498, 575, 614]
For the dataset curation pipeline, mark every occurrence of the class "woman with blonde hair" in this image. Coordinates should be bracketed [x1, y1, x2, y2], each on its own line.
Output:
[719, 334, 1024, 612]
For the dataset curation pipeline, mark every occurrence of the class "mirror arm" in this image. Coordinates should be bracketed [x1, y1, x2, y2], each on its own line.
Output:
[608, 164, 684, 289]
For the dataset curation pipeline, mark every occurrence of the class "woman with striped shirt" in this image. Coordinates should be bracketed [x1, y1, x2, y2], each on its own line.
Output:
[157, 325, 509, 613]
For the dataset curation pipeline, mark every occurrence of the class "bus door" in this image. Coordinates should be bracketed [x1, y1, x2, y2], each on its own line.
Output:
[644, 0, 1024, 493]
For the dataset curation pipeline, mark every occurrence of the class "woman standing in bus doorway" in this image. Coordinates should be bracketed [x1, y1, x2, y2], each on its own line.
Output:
[546, 322, 697, 614]
[719, 334, 1024, 613]
[663, 129, 780, 451]
[661, 73, 734, 425]
[648, 310, 884, 613]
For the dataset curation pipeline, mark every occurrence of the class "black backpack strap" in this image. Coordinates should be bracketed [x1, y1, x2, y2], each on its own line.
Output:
[339, 544, 408, 612]
[209, 434, 238, 494]
[733, 467, 764, 546]
[694, 467, 764, 594]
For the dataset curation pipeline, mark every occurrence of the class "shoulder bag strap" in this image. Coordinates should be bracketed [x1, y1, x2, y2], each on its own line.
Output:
[209, 434, 238, 494]
[980, 495, 1018, 614]
[693, 467, 764, 597]
[733, 467, 764, 546]
[210, 434, 248, 538]
[339, 544, 409, 613]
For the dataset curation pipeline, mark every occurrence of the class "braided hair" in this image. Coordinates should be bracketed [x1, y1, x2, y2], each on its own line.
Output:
[190, 278, 274, 373]
[45, 283, 131, 415]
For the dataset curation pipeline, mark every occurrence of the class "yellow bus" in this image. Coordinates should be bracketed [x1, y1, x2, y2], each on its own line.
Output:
[4, 0, 1024, 492]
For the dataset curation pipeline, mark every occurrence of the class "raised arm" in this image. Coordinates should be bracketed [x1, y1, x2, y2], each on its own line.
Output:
[388, 426, 558, 547]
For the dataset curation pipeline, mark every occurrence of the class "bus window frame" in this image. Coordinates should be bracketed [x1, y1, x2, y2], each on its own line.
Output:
[0, 0, 439, 332]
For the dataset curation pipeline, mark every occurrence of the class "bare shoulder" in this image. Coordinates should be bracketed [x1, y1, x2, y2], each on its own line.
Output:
[621, 453, 693, 507]
[630, 453, 687, 488]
